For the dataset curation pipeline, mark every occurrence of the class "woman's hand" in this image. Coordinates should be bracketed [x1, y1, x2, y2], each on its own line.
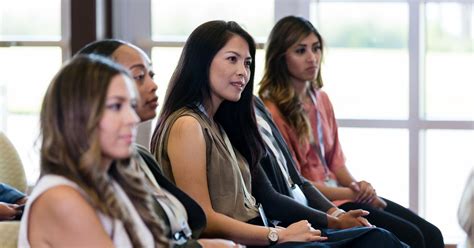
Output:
[198, 238, 245, 247]
[349, 181, 376, 203]
[370, 196, 387, 210]
[0, 202, 21, 220]
[329, 209, 372, 229]
[278, 220, 327, 243]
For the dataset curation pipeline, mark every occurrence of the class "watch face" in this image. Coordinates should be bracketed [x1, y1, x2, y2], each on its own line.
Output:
[268, 230, 279, 242]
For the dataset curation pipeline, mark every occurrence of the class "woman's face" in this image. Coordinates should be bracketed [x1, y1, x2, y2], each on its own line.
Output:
[113, 44, 158, 122]
[285, 33, 321, 85]
[99, 74, 140, 165]
[208, 35, 252, 108]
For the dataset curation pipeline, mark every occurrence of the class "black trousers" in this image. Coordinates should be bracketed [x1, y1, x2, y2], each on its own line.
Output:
[339, 197, 444, 248]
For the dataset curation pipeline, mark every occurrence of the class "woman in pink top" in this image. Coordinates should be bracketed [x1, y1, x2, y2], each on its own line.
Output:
[259, 15, 444, 248]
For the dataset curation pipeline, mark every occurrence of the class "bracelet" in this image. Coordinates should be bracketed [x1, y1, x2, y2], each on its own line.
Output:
[330, 208, 346, 218]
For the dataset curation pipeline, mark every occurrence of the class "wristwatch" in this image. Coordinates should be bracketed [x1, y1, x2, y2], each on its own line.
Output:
[267, 227, 279, 245]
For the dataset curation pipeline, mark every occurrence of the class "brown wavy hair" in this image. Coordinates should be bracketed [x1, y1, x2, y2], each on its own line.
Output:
[39, 55, 168, 247]
[258, 16, 324, 142]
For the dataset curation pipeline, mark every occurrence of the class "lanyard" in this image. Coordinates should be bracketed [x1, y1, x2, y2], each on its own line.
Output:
[256, 112, 295, 189]
[257, 109, 309, 206]
[307, 89, 330, 178]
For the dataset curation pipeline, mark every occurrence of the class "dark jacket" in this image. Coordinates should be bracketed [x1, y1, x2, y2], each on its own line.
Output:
[253, 97, 334, 228]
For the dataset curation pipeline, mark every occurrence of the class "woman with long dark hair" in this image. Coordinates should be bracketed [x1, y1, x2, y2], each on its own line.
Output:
[151, 20, 328, 246]
[259, 15, 444, 248]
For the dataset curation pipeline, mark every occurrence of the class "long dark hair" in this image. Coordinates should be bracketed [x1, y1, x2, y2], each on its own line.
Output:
[151, 20, 265, 172]
[259, 16, 324, 142]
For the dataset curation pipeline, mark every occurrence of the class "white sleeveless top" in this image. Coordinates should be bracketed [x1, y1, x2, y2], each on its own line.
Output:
[18, 175, 155, 248]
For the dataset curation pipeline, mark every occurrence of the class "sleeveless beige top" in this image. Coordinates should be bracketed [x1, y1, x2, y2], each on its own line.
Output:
[154, 107, 259, 222]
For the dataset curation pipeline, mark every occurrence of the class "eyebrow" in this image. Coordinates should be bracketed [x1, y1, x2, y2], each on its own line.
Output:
[296, 41, 321, 47]
[225, 51, 252, 60]
[106, 96, 127, 102]
[129, 64, 146, 70]
[129, 61, 152, 70]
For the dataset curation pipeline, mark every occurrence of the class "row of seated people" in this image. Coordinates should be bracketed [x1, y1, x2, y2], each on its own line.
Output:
[14, 16, 446, 247]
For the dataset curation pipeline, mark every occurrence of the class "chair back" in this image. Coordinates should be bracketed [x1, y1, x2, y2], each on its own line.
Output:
[0, 131, 27, 192]
[0, 221, 21, 248]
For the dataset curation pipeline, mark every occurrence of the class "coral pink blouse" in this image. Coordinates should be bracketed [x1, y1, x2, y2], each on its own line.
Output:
[263, 89, 348, 205]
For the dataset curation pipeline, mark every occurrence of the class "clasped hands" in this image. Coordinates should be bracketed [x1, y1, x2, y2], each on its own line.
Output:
[349, 181, 387, 210]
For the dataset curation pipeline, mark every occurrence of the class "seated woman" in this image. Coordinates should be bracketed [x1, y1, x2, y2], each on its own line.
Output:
[259, 15, 443, 248]
[151, 20, 406, 248]
[18, 55, 167, 247]
[77, 39, 239, 248]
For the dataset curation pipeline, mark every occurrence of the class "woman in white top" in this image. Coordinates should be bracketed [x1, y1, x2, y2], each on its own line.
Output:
[18, 55, 168, 247]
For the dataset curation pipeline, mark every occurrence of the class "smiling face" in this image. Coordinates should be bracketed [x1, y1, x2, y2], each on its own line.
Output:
[112, 44, 158, 122]
[208, 34, 252, 110]
[285, 33, 322, 86]
[99, 74, 140, 166]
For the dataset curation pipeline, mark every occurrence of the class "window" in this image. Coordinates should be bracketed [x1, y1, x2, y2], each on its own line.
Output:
[425, 2, 474, 120]
[339, 128, 409, 207]
[424, 130, 474, 242]
[312, 2, 409, 120]
[310, 0, 473, 243]
[0, 0, 68, 184]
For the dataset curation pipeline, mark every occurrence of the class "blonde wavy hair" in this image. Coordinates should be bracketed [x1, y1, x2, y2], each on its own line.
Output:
[39, 55, 168, 247]
[259, 16, 324, 143]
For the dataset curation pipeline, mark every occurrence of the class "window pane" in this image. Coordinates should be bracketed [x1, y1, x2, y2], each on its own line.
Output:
[425, 3, 474, 121]
[338, 128, 409, 207]
[254, 49, 265, 95]
[312, 3, 409, 119]
[151, 47, 183, 117]
[151, 0, 274, 41]
[0, 0, 61, 40]
[0, 47, 62, 183]
[424, 130, 474, 244]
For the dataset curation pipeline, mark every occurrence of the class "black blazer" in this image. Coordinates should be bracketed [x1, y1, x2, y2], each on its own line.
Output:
[253, 97, 335, 227]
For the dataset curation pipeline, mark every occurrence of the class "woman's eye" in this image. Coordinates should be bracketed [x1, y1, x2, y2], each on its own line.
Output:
[313, 45, 322, 52]
[149, 71, 155, 79]
[244, 60, 252, 67]
[296, 48, 305, 54]
[227, 56, 237, 63]
[133, 74, 145, 81]
[107, 103, 122, 111]
[131, 101, 138, 110]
